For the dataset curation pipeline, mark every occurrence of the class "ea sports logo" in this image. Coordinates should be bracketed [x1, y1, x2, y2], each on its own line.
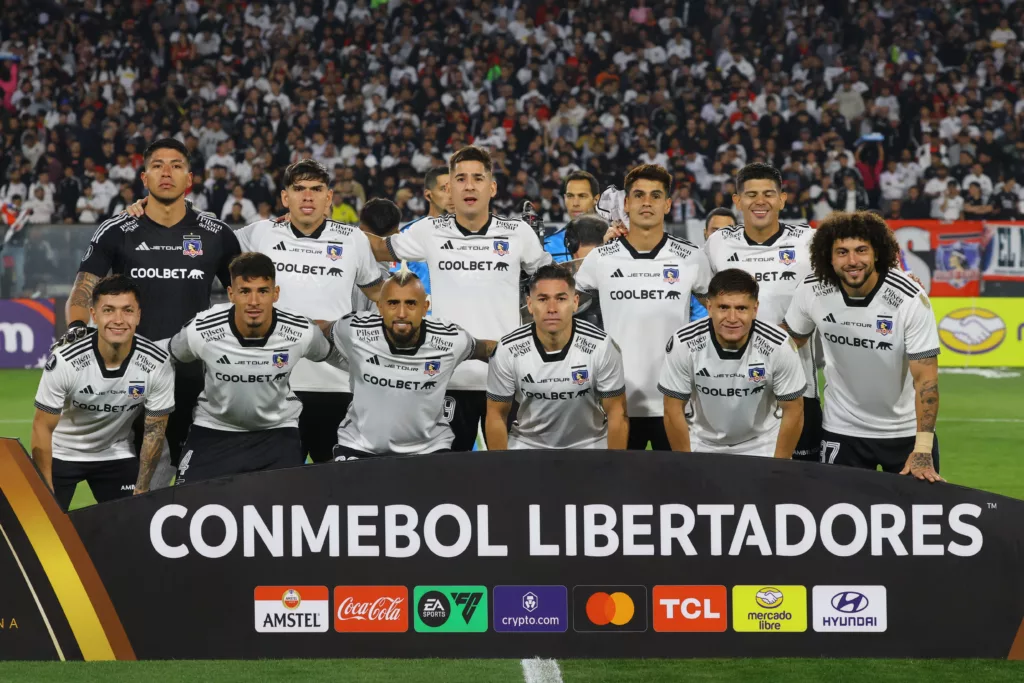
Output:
[417, 590, 451, 627]
[282, 589, 301, 610]
[938, 308, 1007, 354]
[585, 591, 635, 626]
[755, 587, 784, 609]
[831, 591, 869, 613]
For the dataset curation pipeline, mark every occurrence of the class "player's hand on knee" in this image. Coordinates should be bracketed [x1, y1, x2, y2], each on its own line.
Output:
[124, 196, 147, 217]
[900, 451, 944, 483]
[50, 320, 92, 351]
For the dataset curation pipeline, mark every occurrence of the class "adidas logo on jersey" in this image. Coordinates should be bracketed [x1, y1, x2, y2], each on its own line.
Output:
[440, 240, 454, 250]
[273, 242, 287, 251]
[823, 313, 837, 323]
[367, 355, 381, 365]
[696, 368, 711, 377]
[521, 373, 535, 383]
[79, 385, 95, 394]
[610, 269, 624, 278]
[727, 253, 740, 262]
[136, 242, 150, 251]
[216, 355, 231, 365]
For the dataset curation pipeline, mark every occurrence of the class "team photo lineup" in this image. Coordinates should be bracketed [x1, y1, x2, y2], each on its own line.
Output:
[27, 134, 944, 510]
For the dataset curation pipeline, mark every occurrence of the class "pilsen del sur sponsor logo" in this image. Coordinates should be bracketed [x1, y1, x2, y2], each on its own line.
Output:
[148, 502, 985, 560]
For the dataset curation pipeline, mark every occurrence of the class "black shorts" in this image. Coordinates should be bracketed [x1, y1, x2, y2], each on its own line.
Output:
[628, 416, 671, 451]
[820, 429, 941, 474]
[176, 425, 303, 485]
[793, 396, 823, 462]
[165, 365, 205, 467]
[51, 457, 138, 511]
[332, 444, 451, 460]
[296, 391, 352, 464]
[445, 390, 485, 452]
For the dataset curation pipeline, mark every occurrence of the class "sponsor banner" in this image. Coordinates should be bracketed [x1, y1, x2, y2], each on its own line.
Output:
[493, 586, 568, 633]
[812, 586, 887, 633]
[2, 440, 1024, 659]
[932, 298, 1024, 366]
[982, 223, 1024, 281]
[0, 298, 56, 369]
[652, 585, 728, 632]
[254, 586, 329, 633]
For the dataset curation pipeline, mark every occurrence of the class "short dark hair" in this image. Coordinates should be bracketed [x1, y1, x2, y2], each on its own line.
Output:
[424, 166, 449, 190]
[566, 214, 608, 249]
[735, 162, 783, 193]
[284, 159, 330, 189]
[449, 145, 493, 176]
[564, 170, 600, 196]
[229, 252, 276, 282]
[624, 164, 672, 194]
[91, 274, 142, 307]
[360, 198, 402, 236]
[705, 207, 735, 230]
[529, 263, 576, 292]
[810, 211, 901, 287]
[707, 268, 759, 300]
[143, 138, 190, 170]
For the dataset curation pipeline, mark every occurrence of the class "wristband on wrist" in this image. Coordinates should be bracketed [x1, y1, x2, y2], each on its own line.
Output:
[914, 432, 934, 453]
[69, 320, 86, 329]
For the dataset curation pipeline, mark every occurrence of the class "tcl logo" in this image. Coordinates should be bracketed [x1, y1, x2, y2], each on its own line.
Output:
[333, 586, 408, 632]
[652, 585, 727, 632]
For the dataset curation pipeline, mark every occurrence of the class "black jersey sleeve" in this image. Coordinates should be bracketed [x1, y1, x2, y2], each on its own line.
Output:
[78, 220, 122, 277]
[217, 226, 243, 288]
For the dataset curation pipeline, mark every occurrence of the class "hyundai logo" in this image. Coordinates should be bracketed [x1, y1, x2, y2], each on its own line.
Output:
[831, 591, 869, 613]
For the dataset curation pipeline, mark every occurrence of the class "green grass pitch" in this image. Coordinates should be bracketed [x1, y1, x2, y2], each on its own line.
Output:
[2, 368, 1023, 680]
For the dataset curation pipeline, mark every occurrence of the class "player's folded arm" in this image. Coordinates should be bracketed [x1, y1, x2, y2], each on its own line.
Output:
[597, 385, 626, 399]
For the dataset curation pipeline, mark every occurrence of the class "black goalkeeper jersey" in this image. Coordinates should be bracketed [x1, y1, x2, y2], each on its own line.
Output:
[78, 207, 241, 341]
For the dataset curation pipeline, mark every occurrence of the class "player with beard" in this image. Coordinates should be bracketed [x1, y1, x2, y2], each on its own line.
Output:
[323, 270, 497, 457]
[783, 212, 942, 482]
[61, 139, 241, 488]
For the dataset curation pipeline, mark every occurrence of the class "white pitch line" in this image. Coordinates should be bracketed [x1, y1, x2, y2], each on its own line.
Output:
[939, 418, 1024, 423]
[522, 658, 563, 683]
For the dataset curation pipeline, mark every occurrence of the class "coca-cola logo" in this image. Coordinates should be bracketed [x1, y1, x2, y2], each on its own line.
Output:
[333, 586, 409, 633]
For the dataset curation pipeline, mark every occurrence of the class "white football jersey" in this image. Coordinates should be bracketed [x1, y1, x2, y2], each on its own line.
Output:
[169, 303, 333, 432]
[659, 319, 807, 456]
[331, 313, 476, 454]
[235, 218, 383, 393]
[486, 320, 626, 449]
[575, 234, 712, 417]
[704, 222, 817, 399]
[783, 270, 941, 438]
[385, 214, 552, 390]
[34, 332, 175, 462]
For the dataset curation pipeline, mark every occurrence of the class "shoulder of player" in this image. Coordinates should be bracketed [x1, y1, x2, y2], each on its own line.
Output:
[194, 212, 231, 235]
[751, 320, 789, 351]
[781, 222, 814, 240]
[674, 318, 711, 344]
[89, 213, 139, 242]
[882, 269, 924, 303]
[592, 238, 624, 257]
[323, 219, 361, 240]
[490, 214, 533, 233]
[344, 312, 383, 329]
[499, 322, 534, 346]
[55, 330, 98, 362]
[716, 224, 746, 242]
[275, 307, 313, 330]
[133, 334, 171, 364]
[665, 234, 702, 258]
[574, 319, 608, 342]
[193, 303, 233, 330]
[423, 316, 464, 337]
[401, 216, 432, 233]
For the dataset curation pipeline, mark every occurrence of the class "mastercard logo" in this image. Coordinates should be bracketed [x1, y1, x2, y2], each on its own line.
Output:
[585, 591, 635, 626]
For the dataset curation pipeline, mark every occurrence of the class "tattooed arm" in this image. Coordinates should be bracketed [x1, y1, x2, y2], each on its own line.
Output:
[134, 414, 169, 494]
[469, 339, 497, 362]
[902, 356, 943, 483]
[66, 271, 101, 326]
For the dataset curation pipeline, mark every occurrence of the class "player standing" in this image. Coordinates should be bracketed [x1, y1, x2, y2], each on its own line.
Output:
[63, 138, 241, 487]
[234, 160, 384, 463]
[660, 269, 806, 458]
[574, 164, 712, 450]
[704, 207, 736, 240]
[366, 145, 552, 451]
[783, 212, 942, 482]
[32, 276, 175, 508]
[326, 270, 496, 457]
[485, 264, 628, 449]
[703, 163, 820, 460]
[397, 167, 455, 290]
[167, 253, 334, 484]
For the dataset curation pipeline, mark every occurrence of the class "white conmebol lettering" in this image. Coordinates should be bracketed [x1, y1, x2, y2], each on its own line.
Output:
[151, 504, 188, 558]
[243, 505, 284, 557]
[423, 503, 472, 558]
[385, 505, 420, 558]
[584, 504, 619, 557]
[947, 503, 984, 556]
[659, 504, 698, 556]
[190, 505, 237, 559]
[775, 504, 817, 557]
[820, 503, 869, 557]
[292, 505, 340, 557]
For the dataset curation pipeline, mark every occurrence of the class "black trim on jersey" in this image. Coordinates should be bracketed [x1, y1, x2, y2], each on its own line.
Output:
[486, 392, 514, 403]
[775, 389, 805, 402]
[709, 321, 753, 361]
[196, 312, 232, 331]
[617, 232, 668, 259]
[677, 318, 712, 343]
[382, 321, 429, 356]
[743, 226, 784, 247]
[884, 272, 920, 299]
[908, 348, 940, 361]
[146, 407, 175, 417]
[91, 335, 138, 379]
[532, 322, 575, 363]
[658, 384, 690, 401]
[782, 319, 813, 339]
[501, 324, 533, 344]
[357, 275, 385, 289]
[803, 274, 822, 284]
[839, 271, 886, 308]
[276, 310, 310, 329]
[34, 401, 62, 415]
[597, 386, 626, 399]
[290, 219, 327, 240]
[135, 337, 169, 363]
[227, 306, 279, 347]
[385, 236, 400, 262]
[752, 321, 786, 346]
[60, 334, 96, 360]
[575, 320, 608, 339]
[454, 215, 492, 237]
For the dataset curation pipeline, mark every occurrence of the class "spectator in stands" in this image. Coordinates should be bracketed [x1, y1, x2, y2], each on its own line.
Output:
[934, 181, 965, 221]
[962, 183, 993, 219]
[22, 186, 55, 224]
[221, 185, 258, 224]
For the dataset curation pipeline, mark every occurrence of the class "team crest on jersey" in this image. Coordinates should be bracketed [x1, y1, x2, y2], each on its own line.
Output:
[424, 360, 441, 376]
[876, 316, 894, 335]
[128, 384, 145, 399]
[326, 243, 344, 260]
[663, 266, 680, 284]
[182, 234, 203, 258]
[272, 351, 290, 368]
[779, 248, 797, 266]
[571, 368, 589, 384]
[493, 239, 510, 256]
[747, 364, 767, 383]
